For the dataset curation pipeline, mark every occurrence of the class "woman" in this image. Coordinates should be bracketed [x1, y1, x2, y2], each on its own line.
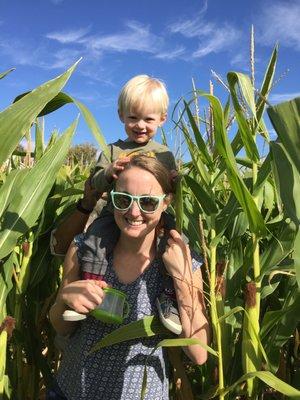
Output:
[49, 155, 209, 400]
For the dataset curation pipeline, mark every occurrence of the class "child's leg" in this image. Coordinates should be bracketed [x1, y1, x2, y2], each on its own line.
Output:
[80, 213, 120, 280]
[156, 222, 182, 335]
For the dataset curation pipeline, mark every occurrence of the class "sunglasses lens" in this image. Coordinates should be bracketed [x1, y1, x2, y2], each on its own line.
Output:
[113, 193, 131, 210]
[139, 197, 160, 212]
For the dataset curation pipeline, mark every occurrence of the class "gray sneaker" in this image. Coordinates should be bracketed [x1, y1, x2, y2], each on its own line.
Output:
[156, 293, 182, 335]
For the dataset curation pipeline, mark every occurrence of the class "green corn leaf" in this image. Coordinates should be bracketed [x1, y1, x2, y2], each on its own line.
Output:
[197, 90, 267, 237]
[0, 169, 28, 217]
[90, 316, 170, 353]
[180, 122, 211, 186]
[256, 44, 278, 121]
[0, 60, 80, 166]
[34, 119, 44, 161]
[270, 141, 300, 226]
[183, 100, 213, 169]
[155, 337, 218, 357]
[227, 72, 260, 162]
[200, 371, 300, 399]
[0, 253, 14, 323]
[267, 97, 300, 176]
[184, 175, 218, 215]
[0, 68, 15, 80]
[13, 91, 109, 160]
[0, 118, 77, 259]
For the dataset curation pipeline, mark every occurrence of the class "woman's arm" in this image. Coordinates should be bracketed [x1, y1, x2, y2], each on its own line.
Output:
[162, 229, 210, 365]
[50, 177, 102, 256]
[49, 242, 107, 336]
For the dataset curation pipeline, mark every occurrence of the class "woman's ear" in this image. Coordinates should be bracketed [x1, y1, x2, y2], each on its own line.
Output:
[163, 193, 173, 210]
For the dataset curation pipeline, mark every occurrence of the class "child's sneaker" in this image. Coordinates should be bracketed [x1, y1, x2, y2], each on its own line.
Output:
[156, 292, 182, 335]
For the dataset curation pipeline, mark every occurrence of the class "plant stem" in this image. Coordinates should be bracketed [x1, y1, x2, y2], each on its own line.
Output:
[209, 216, 225, 399]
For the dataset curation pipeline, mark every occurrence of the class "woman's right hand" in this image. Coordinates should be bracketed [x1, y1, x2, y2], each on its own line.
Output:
[58, 279, 109, 315]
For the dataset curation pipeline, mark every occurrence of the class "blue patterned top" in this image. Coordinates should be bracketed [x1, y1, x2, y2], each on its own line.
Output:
[56, 245, 170, 399]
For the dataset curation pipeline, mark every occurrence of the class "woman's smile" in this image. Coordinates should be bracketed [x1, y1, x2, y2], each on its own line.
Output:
[125, 217, 145, 226]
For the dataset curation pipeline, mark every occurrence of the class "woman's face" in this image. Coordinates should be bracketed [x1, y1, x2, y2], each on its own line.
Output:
[113, 166, 169, 240]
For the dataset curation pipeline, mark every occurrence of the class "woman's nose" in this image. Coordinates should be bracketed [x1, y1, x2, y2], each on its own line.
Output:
[127, 200, 141, 216]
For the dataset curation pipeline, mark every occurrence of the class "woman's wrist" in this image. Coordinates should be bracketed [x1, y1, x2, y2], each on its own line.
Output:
[76, 198, 94, 214]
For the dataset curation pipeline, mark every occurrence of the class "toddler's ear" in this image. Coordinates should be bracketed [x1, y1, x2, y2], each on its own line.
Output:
[118, 109, 124, 122]
[160, 113, 167, 125]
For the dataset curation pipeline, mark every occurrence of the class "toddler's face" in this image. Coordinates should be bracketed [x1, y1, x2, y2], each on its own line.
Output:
[119, 107, 166, 144]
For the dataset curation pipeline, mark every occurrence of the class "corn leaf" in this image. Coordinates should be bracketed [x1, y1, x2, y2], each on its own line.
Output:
[0, 68, 15, 80]
[257, 44, 278, 121]
[0, 119, 77, 259]
[13, 91, 109, 160]
[184, 175, 218, 215]
[0, 253, 14, 323]
[90, 316, 170, 353]
[227, 72, 259, 162]
[183, 100, 213, 169]
[0, 60, 80, 166]
[197, 91, 267, 237]
[267, 97, 300, 176]
[0, 169, 28, 217]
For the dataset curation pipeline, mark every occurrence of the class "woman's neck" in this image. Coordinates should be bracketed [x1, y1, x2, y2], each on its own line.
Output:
[116, 230, 156, 257]
[113, 231, 157, 283]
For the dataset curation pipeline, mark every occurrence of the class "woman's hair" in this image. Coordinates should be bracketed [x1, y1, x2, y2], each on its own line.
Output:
[118, 75, 169, 116]
[122, 154, 175, 195]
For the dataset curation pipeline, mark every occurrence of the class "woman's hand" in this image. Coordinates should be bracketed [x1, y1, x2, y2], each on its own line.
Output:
[58, 279, 109, 315]
[162, 229, 193, 282]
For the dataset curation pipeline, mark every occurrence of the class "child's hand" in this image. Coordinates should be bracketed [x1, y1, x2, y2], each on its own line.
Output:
[105, 157, 131, 181]
[170, 169, 179, 182]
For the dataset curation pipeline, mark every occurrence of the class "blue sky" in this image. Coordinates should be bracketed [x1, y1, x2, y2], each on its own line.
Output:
[1, 0, 300, 154]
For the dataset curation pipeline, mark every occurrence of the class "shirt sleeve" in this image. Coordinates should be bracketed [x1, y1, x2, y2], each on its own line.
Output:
[91, 146, 112, 192]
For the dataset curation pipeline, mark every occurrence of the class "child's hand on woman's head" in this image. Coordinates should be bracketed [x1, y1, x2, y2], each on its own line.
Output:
[59, 279, 108, 314]
[105, 157, 131, 182]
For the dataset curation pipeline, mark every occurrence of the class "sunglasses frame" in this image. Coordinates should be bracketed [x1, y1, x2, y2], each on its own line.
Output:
[110, 190, 166, 214]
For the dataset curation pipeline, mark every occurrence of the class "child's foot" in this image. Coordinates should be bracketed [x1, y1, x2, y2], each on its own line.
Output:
[156, 293, 182, 335]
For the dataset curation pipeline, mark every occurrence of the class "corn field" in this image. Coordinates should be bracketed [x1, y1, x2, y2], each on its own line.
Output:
[0, 43, 299, 400]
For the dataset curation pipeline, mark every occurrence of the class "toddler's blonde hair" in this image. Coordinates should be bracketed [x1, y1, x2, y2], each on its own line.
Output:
[118, 75, 169, 116]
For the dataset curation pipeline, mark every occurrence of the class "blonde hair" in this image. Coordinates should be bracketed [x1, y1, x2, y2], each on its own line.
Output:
[118, 75, 169, 116]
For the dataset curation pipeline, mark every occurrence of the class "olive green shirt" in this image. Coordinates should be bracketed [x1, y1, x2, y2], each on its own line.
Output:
[91, 139, 176, 193]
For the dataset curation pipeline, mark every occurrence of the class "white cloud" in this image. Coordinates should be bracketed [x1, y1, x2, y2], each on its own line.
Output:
[46, 27, 91, 44]
[168, 14, 240, 58]
[258, 1, 300, 50]
[42, 48, 82, 69]
[155, 46, 186, 60]
[192, 24, 239, 58]
[50, 0, 65, 4]
[83, 21, 162, 54]
[269, 92, 300, 103]
[169, 16, 214, 38]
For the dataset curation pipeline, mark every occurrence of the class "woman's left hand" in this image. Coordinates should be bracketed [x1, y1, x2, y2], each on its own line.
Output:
[162, 229, 192, 281]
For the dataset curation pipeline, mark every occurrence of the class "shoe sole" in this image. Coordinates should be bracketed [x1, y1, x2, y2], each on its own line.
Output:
[156, 298, 182, 335]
